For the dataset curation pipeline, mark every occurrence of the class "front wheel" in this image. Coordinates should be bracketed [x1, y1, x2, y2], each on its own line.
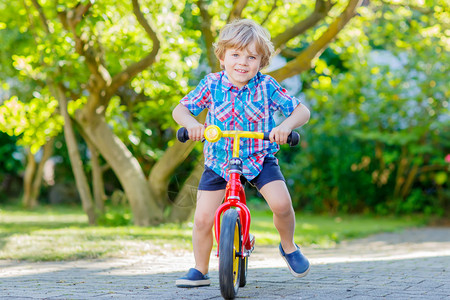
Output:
[219, 209, 242, 299]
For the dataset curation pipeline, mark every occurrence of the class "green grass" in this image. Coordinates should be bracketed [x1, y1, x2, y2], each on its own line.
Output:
[0, 204, 426, 261]
[251, 210, 426, 247]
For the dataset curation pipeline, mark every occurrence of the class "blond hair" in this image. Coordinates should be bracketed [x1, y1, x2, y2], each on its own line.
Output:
[214, 19, 274, 69]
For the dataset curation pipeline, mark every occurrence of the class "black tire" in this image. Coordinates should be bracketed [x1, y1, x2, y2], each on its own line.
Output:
[239, 256, 248, 287]
[219, 209, 242, 299]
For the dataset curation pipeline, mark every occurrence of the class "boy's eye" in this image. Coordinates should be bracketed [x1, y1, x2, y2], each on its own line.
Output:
[232, 53, 239, 57]
[249, 56, 256, 60]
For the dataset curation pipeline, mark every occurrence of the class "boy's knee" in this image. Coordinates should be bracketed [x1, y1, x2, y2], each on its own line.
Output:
[194, 213, 214, 230]
[271, 202, 294, 217]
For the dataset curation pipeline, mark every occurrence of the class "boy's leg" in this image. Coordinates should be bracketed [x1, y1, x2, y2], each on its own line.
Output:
[259, 179, 310, 277]
[259, 180, 297, 253]
[192, 189, 225, 275]
[176, 189, 224, 287]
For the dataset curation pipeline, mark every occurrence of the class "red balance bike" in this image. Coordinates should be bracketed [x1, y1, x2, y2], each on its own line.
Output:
[177, 125, 299, 299]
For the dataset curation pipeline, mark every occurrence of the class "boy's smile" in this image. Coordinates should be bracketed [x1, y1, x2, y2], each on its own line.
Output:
[220, 42, 262, 89]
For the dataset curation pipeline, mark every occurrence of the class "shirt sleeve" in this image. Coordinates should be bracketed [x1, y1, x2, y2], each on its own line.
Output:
[179, 77, 211, 116]
[269, 79, 301, 117]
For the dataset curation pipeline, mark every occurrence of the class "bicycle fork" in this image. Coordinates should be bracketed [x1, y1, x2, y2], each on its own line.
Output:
[214, 158, 253, 257]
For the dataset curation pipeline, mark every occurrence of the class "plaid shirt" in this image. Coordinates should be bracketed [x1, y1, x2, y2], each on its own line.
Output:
[180, 70, 301, 180]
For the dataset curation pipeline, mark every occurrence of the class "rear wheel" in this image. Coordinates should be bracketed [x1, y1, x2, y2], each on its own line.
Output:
[219, 209, 242, 299]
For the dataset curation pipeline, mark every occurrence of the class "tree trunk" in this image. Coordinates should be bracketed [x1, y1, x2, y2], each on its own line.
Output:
[85, 138, 106, 213]
[394, 146, 408, 198]
[148, 140, 196, 208]
[401, 163, 419, 199]
[77, 112, 163, 226]
[168, 158, 205, 223]
[162, 111, 208, 222]
[57, 85, 97, 225]
[22, 149, 37, 208]
[30, 138, 54, 206]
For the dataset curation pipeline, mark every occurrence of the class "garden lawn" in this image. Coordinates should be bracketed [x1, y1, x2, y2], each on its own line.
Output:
[0, 205, 426, 261]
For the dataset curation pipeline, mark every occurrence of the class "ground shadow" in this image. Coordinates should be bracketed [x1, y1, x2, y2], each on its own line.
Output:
[1, 255, 449, 299]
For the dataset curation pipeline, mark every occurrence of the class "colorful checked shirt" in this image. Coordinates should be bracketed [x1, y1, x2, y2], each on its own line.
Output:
[180, 70, 301, 181]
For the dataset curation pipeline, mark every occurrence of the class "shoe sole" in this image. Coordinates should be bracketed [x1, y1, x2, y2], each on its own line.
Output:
[280, 253, 311, 278]
[279, 251, 311, 278]
[175, 279, 211, 288]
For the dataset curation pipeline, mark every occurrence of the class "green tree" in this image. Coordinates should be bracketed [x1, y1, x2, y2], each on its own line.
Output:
[1, 0, 364, 225]
[0, 133, 22, 200]
[0, 96, 62, 208]
[284, 0, 449, 215]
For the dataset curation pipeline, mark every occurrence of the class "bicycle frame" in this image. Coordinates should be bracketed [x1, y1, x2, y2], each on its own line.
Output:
[205, 125, 263, 257]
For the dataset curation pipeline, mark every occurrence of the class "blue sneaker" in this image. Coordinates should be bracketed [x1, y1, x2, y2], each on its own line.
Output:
[175, 268, 211, 288]
[279, 243, 310, 277]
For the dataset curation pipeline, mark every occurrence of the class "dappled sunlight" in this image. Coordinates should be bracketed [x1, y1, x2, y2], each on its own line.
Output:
[0, 214, 87, 224]
[248, 229, 450, 268]
[306, 228, 450, 265]
[0, 207, 430, 261]
[1, 236, 449, 277]
[311, 246, 450, 265]
[0, 228, 449, 299]
[0, 228, 193, 261]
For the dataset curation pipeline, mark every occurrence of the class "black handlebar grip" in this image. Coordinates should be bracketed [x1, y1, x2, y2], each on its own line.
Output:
[177, 127, 190, 143]
[263, 131, 300, 147]
[287, 131, 300, 147]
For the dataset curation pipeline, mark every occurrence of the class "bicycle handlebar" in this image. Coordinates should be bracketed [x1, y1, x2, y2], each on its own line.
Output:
[177, 127, 300, 147]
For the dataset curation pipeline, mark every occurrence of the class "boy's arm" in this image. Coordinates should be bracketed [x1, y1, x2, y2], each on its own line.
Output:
[172, 104, 205, 141]
[269, 103, 310, 145]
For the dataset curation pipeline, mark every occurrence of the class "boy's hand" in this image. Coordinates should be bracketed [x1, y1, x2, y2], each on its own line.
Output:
[270, 103, 310, 144]
[172, 104, 205, 141]
[187, 123, 205, 141]
[269, 124, 292, 145]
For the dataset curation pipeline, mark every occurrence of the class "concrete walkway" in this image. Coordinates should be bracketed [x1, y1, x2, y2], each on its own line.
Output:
[1, 227, 449, 299]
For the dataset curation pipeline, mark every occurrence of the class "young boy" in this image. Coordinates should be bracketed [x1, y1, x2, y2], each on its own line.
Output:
[172, 19, 311, 288]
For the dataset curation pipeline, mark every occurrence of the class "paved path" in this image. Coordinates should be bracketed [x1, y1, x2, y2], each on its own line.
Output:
[1, 227, 449, 299]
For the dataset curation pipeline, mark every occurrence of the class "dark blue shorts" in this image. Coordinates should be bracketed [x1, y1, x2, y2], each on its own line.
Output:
[198, 157, 285, 191]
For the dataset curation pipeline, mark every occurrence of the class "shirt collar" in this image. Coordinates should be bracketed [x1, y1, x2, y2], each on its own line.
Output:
[221, 70, 259, 95]
[221, 71, 234, 91]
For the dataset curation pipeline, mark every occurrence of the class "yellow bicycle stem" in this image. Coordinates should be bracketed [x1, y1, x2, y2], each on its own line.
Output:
[204, 125, 264, 158]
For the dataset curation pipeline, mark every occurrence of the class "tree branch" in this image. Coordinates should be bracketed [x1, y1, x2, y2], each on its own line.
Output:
[29, 0, 50, 33]
[64, 2, 93, 56]
[29, 0, 105, 107]
[67, 1, 92, 27]
[261, 0, 279, 25]
[105, 0, 161, 100]
[268, 0, 363, 81]
[227, 0, 249, 22]
[197, 0, 219, 72]
[419, 165, 449, 173]
[61, 1, 110, 97]
[271, 0, 334, 50]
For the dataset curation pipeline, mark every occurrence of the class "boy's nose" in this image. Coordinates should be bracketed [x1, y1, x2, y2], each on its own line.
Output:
[239, 58, 248, 65]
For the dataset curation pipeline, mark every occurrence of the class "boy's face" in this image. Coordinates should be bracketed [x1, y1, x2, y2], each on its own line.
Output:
[220, 41, 262, 89]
